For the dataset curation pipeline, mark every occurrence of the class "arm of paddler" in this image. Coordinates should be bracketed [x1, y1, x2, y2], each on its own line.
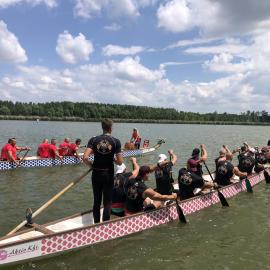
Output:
[75, 147, 82, 163]
[83, 147, 93, 170]
[149, 160, 168, 173]
[243, 142, 251, 150]
[8, 150, 20, 166]
[233, 166, 247, 179]
[142, 188, 176, 201]
[168, 149, 177, 165]
[198, 144, 207, 164]
[130, 157, 139, 178]
[54, 150, 64, 163]
[223, 144, 231, 154]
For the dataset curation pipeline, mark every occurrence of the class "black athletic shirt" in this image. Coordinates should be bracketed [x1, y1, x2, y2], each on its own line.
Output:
[155, 161, 173, 195]
[215, 155, 224, 171]
[112, 172, 132, 204]
[190, 157, 203, 177]
[124, 178, 148, 213]
[254, 152, 268, 173]
[239, 153, 257, 175]
[215, 160, 234, 186]
[178, 168, 205, 201]
[87, 134, 121, 172]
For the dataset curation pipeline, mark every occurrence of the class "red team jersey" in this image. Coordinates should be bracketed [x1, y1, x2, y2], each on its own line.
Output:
[48, 144, 58, 158]
[59, 142, 70, 156]
[69, 143, 77, 156]
[38, 143, 50, 158]
[6, 144, 18, 161]
[1, 143, 10, 159]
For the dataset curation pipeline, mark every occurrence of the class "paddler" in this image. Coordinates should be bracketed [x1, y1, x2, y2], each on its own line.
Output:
[214, 148, 225, 172]
[5, 138, 31, 166]
[59, 138, 70, 156]
[68, 139, 86, 163]
[155, 149, 179, 197]
[178, 159, 217, 201]
[129, 127, 141, 149]
[190, 144, 207, 177]
[254, 147, 269, 173]
[215, 153, 247, 186]
[238, 144, 264, 178]
[111, 157, 139, 217]
[237, 145, 248, 170]
[0, 138, 11, 161]
[124, 163, 177, 216]
[36, 139, 50, 158]
[48, 139, 64, 163]
[83, 118, 122, 224]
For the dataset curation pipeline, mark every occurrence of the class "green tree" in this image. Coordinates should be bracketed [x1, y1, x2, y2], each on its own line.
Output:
[0, 105, 11, 115]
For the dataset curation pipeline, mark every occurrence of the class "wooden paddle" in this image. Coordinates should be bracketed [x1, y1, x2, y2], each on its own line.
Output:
[7, 168, 92, 236]
[169, 154, 187, 223]
[18, 150, 30, 165]
[203, 161, 229, 207]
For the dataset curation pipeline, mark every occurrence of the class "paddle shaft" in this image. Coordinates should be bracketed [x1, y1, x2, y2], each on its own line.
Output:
[7, 168, 92, 235]
[19, 150, 29, 164]
[169, 154, 187, 223]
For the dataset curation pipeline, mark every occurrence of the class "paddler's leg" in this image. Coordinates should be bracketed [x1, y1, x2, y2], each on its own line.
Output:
[101, 171, 114, 222]
[92, 175, 103, 223]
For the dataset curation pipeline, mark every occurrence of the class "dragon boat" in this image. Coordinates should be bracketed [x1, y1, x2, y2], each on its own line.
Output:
[0, 139, 165, 170]
[0, 167, 269, 266]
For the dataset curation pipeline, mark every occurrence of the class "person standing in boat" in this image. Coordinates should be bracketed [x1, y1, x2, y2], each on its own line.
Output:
[111, 157, 139, 217]
[59, 138, 71, 156]
[48, 139, 64, 163]
[68, 139, 86, 163]
[124, 164, 177, 216]
[254, 147, 269, 173]
[130, 128, 141, 149]
[238, 145, 264, 178]
[5, 138, 31, 166]
[83, 118, 123, 223]
[155, 149, 179, 197]
[36, 139, 50, 158]
[0, 138, 12, 161]
[215, 153, 247, 186]
[178, 159, 217, 201]
[190, 144, 207, 177]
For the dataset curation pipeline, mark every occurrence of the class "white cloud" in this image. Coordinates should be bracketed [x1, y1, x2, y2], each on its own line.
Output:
[0, 20, 27, 64]
[74, 0, 156, 19]
[0, 0, 58, 9]
[56, 30, 94, 64]
[104, 23, 121, 31]
[157, 0, 270, 38]
[159, 61, 203, 70]
[102, 44, 146, 56]
[147, 48, 158, 52]
[38, 58, 44, 63]
[165, 38, 217, 50]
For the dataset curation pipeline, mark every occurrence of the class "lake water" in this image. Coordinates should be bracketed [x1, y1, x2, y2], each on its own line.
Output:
[1, 120, 270, 270]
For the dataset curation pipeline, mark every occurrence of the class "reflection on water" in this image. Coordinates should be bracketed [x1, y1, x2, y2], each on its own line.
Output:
[1, 121, 270, 269]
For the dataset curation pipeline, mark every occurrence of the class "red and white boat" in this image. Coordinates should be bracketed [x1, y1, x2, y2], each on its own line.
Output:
[0, 168, 269, 267]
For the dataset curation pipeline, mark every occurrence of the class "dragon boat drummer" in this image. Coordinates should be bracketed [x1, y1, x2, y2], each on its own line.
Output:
[36, 139, 50, 158]
[68, 139, 86, 163]
[254, 147, 270, 173]
[178, 159, 217, 201]
[190, 144, 207, 177]
[111, 158, 139, 217]
[155, 149, 179, 197]
[238, 144, 264, 178]
[59, 137, 70, 156]
[130, 127, 141, 149]
[124, 164, 177, 216]
[48, 139, 64, 163]
[83, 118, 123, 224]
[0, 138, 12, 161]
[215, 153, 247, 186]
[4, 138, 31, 166]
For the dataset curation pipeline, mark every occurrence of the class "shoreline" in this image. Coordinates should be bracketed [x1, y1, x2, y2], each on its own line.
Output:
[1, 115, 270, 126]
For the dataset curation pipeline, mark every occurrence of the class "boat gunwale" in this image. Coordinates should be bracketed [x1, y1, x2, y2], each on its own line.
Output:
[1, 168, 266, 249]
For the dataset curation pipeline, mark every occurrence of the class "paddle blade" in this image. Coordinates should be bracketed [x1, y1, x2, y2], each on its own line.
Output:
[176, 202, 187, 223]
[245, 178, 253, 193]
[264, 170, 270, 184]
[217, 190, 229, 207]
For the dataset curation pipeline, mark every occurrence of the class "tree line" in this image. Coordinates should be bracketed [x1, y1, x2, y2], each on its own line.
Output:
[0, 100, 269, 122]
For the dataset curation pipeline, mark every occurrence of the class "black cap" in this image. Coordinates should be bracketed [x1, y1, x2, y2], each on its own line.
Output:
[192, 148, 200, 156]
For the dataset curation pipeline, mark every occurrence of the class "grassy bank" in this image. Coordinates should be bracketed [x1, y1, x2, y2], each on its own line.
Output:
[1, 115, 270, 126]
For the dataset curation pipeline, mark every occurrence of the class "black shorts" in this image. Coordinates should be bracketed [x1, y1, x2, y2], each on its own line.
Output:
[143, 204, 156, 212]
[92, 169, 114, 183]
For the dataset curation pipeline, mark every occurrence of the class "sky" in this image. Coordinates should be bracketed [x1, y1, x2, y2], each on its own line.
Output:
[1, 0, 270, 114]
